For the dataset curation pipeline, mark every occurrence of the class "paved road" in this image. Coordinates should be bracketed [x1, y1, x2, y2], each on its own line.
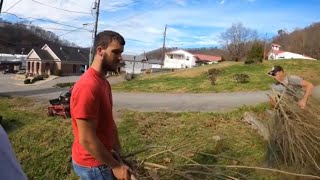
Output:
[1, 74, 320, 112]
[27, 86, 320, 112]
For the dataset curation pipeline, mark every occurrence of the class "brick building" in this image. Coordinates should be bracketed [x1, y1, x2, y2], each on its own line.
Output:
[26, 44, 89, 76]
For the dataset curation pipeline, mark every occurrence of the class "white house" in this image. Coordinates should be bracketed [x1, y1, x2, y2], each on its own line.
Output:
[163, 50, 221, 69]
[121, 55, 162, 74]
[268, 44, 316, 60]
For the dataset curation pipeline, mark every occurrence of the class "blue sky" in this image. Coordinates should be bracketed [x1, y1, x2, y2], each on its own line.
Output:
[1, 0, 320, 54]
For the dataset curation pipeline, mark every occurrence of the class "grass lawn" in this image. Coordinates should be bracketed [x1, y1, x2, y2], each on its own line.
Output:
[112, 60, 320, 93]
[0, 97, 286, 179]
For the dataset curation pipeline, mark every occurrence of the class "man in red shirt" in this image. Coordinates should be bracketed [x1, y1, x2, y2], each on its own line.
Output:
[71, 30, 129, 180]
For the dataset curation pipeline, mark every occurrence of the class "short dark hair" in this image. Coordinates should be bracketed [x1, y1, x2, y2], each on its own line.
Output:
[94, 30, 125, 51]
[268, 65, 284, 76]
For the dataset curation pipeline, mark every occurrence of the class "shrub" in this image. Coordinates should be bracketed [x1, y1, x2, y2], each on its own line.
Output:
[125, 73, 134, 81]
[43, 74, 49, 78]
[209, 75, 217, 85]
[30, 75, 44, 84]
[207, 68, 221, 76]
[53, 70, 62, 76]
[55, 82, 75, 88]
[233, 73, 250, 83]
[144, 69, 152, 74]
[24, 79, 31, 84]
[244, 59, 255, 64]
[207, 68, 221, 86]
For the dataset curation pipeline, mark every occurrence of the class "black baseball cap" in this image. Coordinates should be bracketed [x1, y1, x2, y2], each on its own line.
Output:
[268, 65, 283, 76]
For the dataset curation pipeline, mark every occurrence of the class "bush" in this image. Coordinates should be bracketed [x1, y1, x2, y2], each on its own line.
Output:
[233, 73, 250, 83]
[43, 74, 49, 78]
[207, 68, 221, 76]
[244, 59, 255, 64]
[125, 73, 134, 81]
[30, 75, 44, 84]
[207, 68, 221, 86]
[55, 82, 75, 88]
[24, 79, 31, 84]
[144, 69, 152, 74]
[53, 70, 62, 76]
[209, 75, 217, 85]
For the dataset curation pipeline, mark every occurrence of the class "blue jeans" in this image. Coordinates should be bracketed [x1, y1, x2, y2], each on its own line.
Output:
[72, 160, 116, 180]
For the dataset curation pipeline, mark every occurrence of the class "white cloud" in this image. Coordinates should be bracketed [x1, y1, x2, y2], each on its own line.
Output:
[174, 0, 187, 6]
[220, 0, 225, 5]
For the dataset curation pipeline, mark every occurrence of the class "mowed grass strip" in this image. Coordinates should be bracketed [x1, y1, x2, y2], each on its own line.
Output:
[112, 60, 320, 93]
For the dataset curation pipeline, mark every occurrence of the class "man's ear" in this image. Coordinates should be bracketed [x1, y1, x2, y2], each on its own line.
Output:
[96, 46, 104, 57]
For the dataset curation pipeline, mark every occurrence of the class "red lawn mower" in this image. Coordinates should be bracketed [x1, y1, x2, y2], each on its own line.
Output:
[47, 88, 72, 119]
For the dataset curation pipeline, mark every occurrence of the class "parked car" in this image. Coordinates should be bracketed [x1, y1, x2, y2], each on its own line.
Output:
[2, 69, 18, 74]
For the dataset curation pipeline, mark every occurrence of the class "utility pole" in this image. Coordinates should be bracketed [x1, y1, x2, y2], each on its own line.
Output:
[132, 56, 136, 74]
[0, 0, 3, 13]
[0, 0, 3, 14]
[161, 24, 167, 68]
[89, 0, 101, 67]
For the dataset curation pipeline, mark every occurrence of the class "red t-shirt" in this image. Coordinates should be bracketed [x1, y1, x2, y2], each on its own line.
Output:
[70, 67, 116, 167]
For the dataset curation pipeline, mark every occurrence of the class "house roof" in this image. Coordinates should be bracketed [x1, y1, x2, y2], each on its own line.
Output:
[122, 54, 147, 62]
[272, 43, 281, 47]
[193, 54, 222, 62]
[33, 47, 54, 60]
[147, 59, 162, 64]
[48, 44, 89, 63]
[271, 50, 286, 55]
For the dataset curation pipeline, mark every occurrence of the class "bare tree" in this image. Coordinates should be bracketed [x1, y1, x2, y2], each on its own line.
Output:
[220, 23, 257, 61]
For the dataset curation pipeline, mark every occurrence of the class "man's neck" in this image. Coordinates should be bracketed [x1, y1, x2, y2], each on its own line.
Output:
[91, 59, 106, 76]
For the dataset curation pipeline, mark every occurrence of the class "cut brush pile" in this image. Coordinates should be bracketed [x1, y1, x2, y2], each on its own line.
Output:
[267, 84, 320, 175]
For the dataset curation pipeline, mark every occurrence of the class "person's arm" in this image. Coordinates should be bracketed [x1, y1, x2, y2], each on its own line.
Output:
[298, 80, 314, 109]
[77, 119, 129, 180]
[77, 119, 120, 167]
[113, 128, 121, 154]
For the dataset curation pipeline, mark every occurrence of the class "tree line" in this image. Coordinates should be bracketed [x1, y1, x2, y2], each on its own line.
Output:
[0, 20, 78, 54]
[147, 22, 320, 61]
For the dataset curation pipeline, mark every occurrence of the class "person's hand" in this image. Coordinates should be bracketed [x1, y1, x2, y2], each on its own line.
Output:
[298, 98, 307, 109]
[112, 165, 129, 180]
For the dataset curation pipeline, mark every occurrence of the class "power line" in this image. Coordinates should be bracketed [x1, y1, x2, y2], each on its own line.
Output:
[31, 0, 91, 15]
[2, 12, 92, 31]
[4, 0, 23, 13]
[42, 27, 90, 32]
[57, 25, 92, 37]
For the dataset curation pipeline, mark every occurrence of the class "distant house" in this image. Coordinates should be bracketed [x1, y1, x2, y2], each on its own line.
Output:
[163, 50, 222, 69]
[121, 54, 162, 74]
[26, 44, 89, 76]
[0, 53, 27, 71]
[268, 44, 316, 60]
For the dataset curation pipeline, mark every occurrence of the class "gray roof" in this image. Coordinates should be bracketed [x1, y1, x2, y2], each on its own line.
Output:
[48, 44, 89, 63]
[34, 48, 54, 60]
[147, 59, 162, 64]
[122, 54, 147, 62]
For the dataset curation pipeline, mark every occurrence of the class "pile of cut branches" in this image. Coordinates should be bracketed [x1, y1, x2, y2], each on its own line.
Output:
[267, 84, 320, 175]
[120, 142, 320, 179]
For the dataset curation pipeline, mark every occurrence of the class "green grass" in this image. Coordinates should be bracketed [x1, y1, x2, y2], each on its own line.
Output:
[54, 82, 75, 88]
[0, 97, 283, 179]
[0, 97, 77, 180]
[112, 60, 320, 93]
[118, 103, 277, 179]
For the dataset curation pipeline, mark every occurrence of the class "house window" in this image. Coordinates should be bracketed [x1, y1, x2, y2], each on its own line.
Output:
[170, 55, 173, 59]
[186, 56, 189, 61]
[73, 64, 77, 73]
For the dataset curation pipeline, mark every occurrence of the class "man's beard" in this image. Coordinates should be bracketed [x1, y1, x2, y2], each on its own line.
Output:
[102, 53, 118, 74]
